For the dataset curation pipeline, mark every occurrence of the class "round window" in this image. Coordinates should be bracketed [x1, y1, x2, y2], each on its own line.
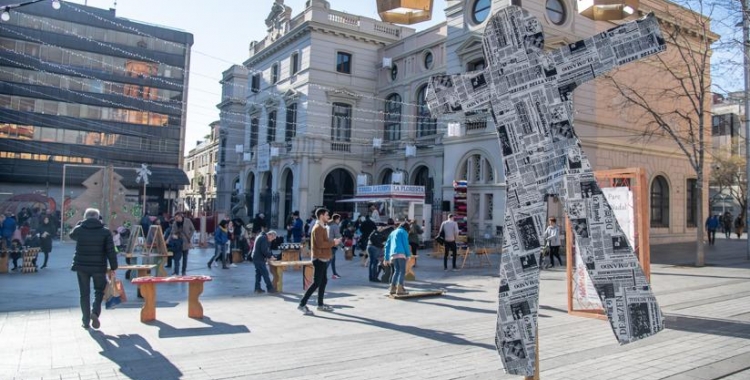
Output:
[390, 64, 398, 81]
[471, 0, 491, 24]
[545, 0, 566, 25]
[423, 51, 434, 70]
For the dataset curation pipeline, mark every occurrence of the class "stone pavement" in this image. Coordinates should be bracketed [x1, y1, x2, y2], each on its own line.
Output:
[1, 236, 749, 380]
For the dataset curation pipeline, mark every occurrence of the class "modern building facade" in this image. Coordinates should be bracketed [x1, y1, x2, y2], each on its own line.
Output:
[0, 1, 193, 215]
[219, 0, 711, 244]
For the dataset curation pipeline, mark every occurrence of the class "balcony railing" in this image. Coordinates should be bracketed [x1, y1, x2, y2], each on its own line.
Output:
[331, 142, 351, 152]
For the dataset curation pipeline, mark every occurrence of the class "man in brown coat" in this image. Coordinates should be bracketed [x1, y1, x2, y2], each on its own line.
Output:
[298, 208, 341, 315]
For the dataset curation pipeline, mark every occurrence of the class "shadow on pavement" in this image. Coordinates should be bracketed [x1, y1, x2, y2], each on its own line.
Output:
[650, 271, 750, 281]
[319, 311, 496, 351]
[665, 314, 750, 339]
[651, 241, 750, 268]
[89, 330, 182, 380]
[146, 317, 250, 339]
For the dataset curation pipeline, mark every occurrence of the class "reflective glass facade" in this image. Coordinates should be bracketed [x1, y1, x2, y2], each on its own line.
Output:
[0, 2, 193, 189]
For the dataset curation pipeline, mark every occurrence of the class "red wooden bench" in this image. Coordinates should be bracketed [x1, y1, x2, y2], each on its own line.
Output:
[130, 275, 212, 323]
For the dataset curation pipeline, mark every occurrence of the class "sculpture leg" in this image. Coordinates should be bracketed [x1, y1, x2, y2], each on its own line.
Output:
[494, 202, 545, 377]
[560, 165, 663, 343]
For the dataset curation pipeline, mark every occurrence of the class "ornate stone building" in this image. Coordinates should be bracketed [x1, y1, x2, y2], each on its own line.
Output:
[218, 0, 711, 244]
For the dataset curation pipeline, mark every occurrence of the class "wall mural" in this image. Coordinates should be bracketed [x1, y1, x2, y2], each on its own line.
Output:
[426, 6, 665, 376]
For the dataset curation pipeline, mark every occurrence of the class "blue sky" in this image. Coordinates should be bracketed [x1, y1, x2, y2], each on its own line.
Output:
[58, 0, 745, 152]
[64, 0, 448, 153]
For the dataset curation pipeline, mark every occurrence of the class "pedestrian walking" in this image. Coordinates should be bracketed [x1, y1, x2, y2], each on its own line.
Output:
[251, 230, 277, 293]
[543, 217, 563, 267]
[366, 227, 386, 282]
[37, 217, 56, 268]
[69, 208, 118, 330]
[705, 215, 719, 245]
[170, 212, 195, 275]
[722, 211, 733, 239]
[298, 208, 341, 315]
[408, 219, 423, 267]
[327, 213, 342, 279]
[384, 221, 412, 295]
[439, 214, 460, 271]
[735, 215, 745, 239]
[208, 220, 230, 269]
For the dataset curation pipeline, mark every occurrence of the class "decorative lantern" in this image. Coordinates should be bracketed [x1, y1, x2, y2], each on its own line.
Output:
[376, 0, 434, 25]
[577, 0, 638, 21]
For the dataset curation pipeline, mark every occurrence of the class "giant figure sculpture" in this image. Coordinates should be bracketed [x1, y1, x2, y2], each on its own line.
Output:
[427, 6, 665, 376]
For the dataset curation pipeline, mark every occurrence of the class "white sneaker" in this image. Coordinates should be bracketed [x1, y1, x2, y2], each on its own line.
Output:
[298, 305, 314, 315]
[230, 264, 238, 268]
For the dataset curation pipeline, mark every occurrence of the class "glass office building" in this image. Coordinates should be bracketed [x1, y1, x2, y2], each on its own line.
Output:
[0, 1, 193, 214]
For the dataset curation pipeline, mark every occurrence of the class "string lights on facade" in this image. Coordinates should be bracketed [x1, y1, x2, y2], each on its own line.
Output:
[1, 0, 60, 22]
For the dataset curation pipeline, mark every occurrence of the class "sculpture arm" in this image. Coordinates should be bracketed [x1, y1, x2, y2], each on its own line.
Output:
[426, 69, 491, 117]
[551, 13, 665, 88]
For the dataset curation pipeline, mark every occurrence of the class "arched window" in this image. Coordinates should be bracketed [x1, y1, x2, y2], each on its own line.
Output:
[650, 175, 670, 227]
[416, 84, 436, 137]
[459, 153, 494, 184]
[384, 93, 401, 141]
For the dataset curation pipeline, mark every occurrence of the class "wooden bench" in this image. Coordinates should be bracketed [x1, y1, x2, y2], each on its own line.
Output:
[120, 253, 171, 277]
[267, 260, 313, 293]
[0, 250, 8, 274]
[405, 255, 418, 281]
[130, 275, 212, 323]
[119, 264, 157, 279]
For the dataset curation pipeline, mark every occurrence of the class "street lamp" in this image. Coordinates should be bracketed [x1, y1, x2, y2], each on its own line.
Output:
[741, 0, 750, 259]
[376, 0, 433, 25]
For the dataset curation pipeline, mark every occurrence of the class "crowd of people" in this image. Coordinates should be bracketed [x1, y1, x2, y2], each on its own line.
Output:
[705, 211, 745, 245]
[61, 203, 438, 326]
[1, 208, 58, 271]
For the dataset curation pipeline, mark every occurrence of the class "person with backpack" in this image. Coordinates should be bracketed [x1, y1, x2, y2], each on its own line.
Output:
[366, 226, 386, 282]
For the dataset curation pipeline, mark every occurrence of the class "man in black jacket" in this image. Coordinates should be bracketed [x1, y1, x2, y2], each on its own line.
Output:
[251, 230, 277, 293]
[70, 208, 118, 329]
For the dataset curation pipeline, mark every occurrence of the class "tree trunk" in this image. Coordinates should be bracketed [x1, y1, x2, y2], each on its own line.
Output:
[696, 174, 705, 267]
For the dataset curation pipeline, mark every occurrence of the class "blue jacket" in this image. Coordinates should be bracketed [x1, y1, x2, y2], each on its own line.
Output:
[291, 218, 303, 242]
[706, 216, 720, 230]
[384, 227, 411, 261]
[214, 227, 229, 245]
[2, 216, 16, 238]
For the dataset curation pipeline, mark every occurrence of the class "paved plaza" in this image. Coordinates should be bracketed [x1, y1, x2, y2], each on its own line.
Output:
[1, 236, 749, 380]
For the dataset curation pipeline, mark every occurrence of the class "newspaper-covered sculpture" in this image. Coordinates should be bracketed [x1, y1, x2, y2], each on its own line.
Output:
[427, 6, 665, 376]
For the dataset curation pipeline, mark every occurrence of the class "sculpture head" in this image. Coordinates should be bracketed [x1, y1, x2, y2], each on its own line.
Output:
[482, 6, 545, 71]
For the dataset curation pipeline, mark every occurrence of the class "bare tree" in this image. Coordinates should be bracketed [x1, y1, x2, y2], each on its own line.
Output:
[711, 148, 748, 222]
[604, 1, 720, 266]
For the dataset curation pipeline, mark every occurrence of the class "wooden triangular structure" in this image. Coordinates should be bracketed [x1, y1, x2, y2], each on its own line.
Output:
[144, 225, 168, 256]
[125, 225, 144, 255]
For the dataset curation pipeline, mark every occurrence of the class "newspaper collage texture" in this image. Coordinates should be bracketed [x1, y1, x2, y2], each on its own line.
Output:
[426, 6, 666, 376]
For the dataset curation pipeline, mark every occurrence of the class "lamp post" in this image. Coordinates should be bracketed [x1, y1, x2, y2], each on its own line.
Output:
[743, 0, 750, 259]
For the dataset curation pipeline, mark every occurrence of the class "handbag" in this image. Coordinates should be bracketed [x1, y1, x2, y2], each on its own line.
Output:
[435, 228, 446, 245]
[105, 275, 126, 309]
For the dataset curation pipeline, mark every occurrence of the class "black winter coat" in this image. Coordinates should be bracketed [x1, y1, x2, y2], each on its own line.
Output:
[37, 221, 56, 253]
[69, 218, 118, 273]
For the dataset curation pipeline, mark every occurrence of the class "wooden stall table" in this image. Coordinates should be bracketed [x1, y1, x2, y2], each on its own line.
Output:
[279, 243, 303, 270]
[130, 275, 212, 323]
[267, 260, 313, 293]
[231, 249, 243, 264]
[21, 248, 39, 273]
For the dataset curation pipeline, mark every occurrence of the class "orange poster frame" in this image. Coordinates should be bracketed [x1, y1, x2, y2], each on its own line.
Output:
[566, 167, 651, 320]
